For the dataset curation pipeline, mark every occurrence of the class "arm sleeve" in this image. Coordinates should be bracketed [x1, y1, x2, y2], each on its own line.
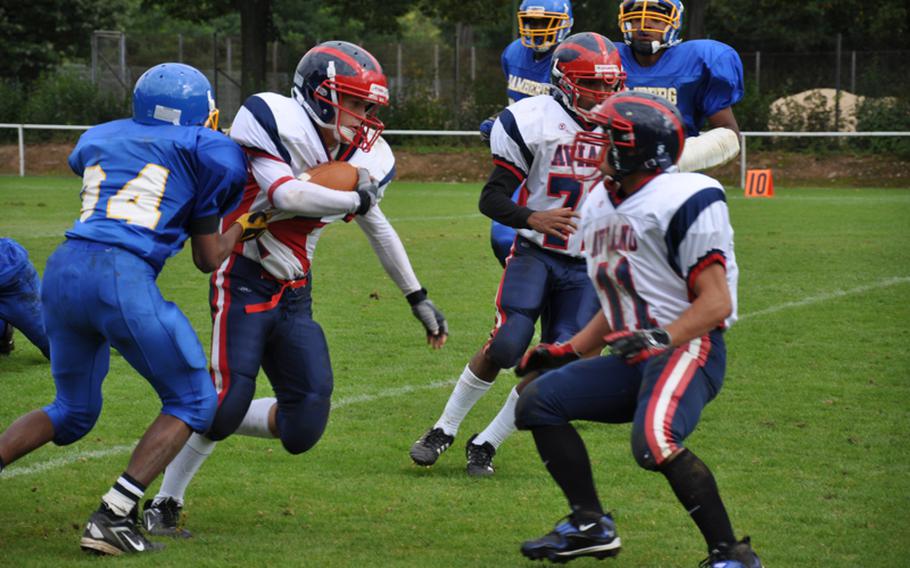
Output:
[248, 155, 363, 216]
[700, 45, 745, 118]
[478, 164, 532, 228]
[191, 132, 249, 233]
[354, 205, 422, 296]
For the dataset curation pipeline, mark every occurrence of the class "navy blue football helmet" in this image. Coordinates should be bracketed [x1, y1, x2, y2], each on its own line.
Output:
[518, 0, 574, 52]
[133, 63, 218, 129]
[572, 91, 685, 180]
[291, 41, 389, 151]
[618, 0, 684, 55]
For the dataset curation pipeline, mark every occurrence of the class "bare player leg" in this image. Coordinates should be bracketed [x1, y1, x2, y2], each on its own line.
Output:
[0, 409, 55, 468]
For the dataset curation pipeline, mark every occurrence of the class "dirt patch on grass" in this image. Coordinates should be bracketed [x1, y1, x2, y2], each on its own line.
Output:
[2, 143, 907, 188]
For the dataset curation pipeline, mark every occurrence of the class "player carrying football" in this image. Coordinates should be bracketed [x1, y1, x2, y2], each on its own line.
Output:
[143, 41, 448, 537]
[409, 32, 624, 477]
[514, 91, 762, 567]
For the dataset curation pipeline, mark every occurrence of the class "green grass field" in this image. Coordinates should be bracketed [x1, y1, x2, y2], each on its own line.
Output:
[1, 176, 909, 567]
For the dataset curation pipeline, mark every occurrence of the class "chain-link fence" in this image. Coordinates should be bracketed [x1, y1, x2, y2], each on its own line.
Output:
[82, 31, 910, 130]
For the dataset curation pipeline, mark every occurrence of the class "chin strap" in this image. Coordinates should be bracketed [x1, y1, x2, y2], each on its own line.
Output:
[676, 128, 741, 172]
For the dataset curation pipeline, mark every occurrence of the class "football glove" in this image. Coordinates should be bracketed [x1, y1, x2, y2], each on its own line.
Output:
[478, 112, 501, 145]
[407, 288, 448, 348]
[233, 211, 270, 242]
[354, 167, 380, 216]
[604, 328, 672, 364]
[515, 342, 580, 377]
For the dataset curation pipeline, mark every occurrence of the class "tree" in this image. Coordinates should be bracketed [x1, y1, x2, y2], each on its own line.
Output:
[0, 0, 130, 82]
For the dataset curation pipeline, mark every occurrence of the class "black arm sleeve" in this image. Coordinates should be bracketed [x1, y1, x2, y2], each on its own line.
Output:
[478, 164, 534, 229]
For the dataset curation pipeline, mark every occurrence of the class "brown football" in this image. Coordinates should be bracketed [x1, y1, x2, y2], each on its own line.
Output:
[299, 161, 358, 191]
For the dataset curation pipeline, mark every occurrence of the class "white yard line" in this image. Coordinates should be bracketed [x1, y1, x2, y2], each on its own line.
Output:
[385, 213, 483, 222]
[5, 275, 908, 479]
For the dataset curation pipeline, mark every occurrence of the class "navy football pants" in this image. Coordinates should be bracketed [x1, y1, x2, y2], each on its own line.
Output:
[516, 330, 726, 470]
[207, 254, 332, 455]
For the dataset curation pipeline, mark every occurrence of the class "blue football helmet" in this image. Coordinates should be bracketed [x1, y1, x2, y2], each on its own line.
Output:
[132, 63, 218, 129]
[618, 0, 684, 55]
[518, 0, 573, 53]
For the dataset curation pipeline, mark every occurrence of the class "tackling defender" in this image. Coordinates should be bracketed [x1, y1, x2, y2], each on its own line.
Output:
[0, 63, 264, 555]
[0, 238, 50, 359]
[143, 41, 448, 537]
[409, 33, 624, 477]
[483, 0, 575, 266]
[617, 0, 744, 172]
[515, 91, 762, 567]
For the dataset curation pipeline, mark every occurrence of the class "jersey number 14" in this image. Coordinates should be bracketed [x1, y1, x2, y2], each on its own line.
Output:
[79, 163, 170, 230]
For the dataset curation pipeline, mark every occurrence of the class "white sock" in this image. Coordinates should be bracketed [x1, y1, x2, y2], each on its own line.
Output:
[102, 474, 145, 517]
[473, 386, 519, 449]
[234, 397, 278, 438]
[154, 433, 216, 506]
[434, 364, 493, 437]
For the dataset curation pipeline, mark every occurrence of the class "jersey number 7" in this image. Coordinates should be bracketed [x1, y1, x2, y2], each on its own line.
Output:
[543, 173, 582, 250]
[79, 163, 170, 230]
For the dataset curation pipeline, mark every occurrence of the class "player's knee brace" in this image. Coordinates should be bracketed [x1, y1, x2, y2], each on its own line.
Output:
[49, 403, 102, 446]
[486, 313, 536, 369]
[206, 376, 256, 441]
[630, 427, 662, 471]
[277, 393, 331, 455]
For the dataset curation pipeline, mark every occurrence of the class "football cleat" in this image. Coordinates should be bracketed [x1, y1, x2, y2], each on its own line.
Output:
[465, 434, 496, 477]
[521, 513, 621, 563]
[80, 503, 163, 556]
[409, 427, 454, 466]
[699, 536, 764, 568]
[143, 498, 192, 538]
[0, 322, 13, 356]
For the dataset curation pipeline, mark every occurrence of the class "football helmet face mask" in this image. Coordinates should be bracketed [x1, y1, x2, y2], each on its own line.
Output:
[518, 0, 574, 53]
[551, 33, 626, 124]
[618, 0, 684, 55]
[571, 91, 685, 182]
[133, 63, 219, 130]
[292, 41, 389, 151]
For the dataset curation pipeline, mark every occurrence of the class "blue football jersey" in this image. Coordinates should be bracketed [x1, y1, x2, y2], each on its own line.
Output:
[67, 119, 247, 273]
[618, 40, 744, 137]
[501, 39, 554, 103]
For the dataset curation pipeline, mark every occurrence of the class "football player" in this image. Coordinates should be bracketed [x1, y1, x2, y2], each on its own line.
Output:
[143, 41, 448, 537]
[514, 92, 762, 567]
[0, 63, 261, 555]
[618, 0, 744, 171]
[409, 33, 624, 477]
[0, 238, 50, 359]
[483, 0, 574, 267]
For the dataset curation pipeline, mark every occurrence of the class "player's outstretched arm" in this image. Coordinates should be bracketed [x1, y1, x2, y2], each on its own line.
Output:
[355, 207, 448, 349]
[189, 212, 269, 272]
[677, 108, 741, 173]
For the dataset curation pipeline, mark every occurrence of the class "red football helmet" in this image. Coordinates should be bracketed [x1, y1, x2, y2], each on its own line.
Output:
[551, 32, 626, 124]
[292, 41, 390, 151]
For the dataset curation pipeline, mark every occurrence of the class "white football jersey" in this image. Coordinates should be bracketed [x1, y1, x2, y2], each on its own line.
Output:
[579, 172, 739, 331]
[489, 95, 602, 257]
[228, 92, 396, 282]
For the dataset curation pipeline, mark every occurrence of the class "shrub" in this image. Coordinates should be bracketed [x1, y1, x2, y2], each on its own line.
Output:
[855, 96, 910, 157]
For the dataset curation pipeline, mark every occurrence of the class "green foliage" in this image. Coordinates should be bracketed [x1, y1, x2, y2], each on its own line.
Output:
[0, 79, 26, 123]
[22, 68, 129, 137]
[0, 0, 130, 82]
[856, 96, 910, 157]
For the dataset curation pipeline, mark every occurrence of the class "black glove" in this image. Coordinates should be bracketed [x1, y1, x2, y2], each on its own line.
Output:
[515, 342, 580, 377]
[354, 167, 380, 216]
[604, 328, 672, 364]
[407, 288, 448, 348]
[233, 211, 270, 242]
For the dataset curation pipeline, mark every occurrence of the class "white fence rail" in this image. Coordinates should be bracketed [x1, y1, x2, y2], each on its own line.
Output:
[2, 123, 909, 187]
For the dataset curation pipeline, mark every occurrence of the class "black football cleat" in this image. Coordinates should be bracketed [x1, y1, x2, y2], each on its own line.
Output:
[409, 427, 454, 466]
[521, 513, 621, 563]
[80, 503, 163, 556]
[143, 498, 192, 538]
[700, 536, 764, 568]
[465, 433, 496, 477]
[0, 322, 13, 356]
